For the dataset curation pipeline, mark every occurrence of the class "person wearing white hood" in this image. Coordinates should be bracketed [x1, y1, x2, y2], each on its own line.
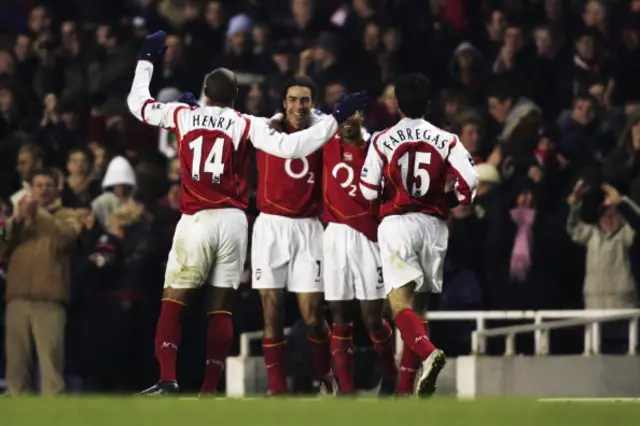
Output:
[90, 156, 136, 229]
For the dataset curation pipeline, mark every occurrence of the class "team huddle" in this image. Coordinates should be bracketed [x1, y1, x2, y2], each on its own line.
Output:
[128, 31, 478, 398]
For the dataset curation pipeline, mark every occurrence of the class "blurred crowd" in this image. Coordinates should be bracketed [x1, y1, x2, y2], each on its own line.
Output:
[1, 0, 640, 394]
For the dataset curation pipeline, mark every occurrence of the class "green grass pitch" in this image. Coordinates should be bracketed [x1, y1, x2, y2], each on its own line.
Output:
[2, 396, 640, 426]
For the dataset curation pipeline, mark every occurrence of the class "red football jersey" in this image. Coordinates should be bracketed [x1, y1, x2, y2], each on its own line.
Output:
[256, 123, 322, 218]
[360, 118, 477, 220]
[176, 109, 253, 215]
[322, 134, 378, 242]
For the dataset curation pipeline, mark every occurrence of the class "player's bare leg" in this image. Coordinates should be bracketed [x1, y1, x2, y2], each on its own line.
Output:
[139, 288, 193, 395]
[388, 284, 445, 397]
[328, 300, 356, 394]
[360, 299, 398, 395]
[297, 292, 334, 394]
[200, 287, 235, 395]
[259, 289, 288, 395]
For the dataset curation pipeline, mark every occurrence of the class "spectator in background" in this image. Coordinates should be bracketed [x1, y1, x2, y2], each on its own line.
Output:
[369, 83, 399, 131]
[10, 143, 44, 213]
[0, 168, 81, 394]
[603, 112, 640, 202]
[320, 81, 346, 114]
[213, 14, 265, 84]
[91, 156, 136, 229]
[266, 40, 296, 104]
[299, 31, 342, 102]
[244, 83, 272, 117]
[454, 110, 486, 163]
[567, 180, 640, 310]
[83, 191, 170, 392]
[61, 148, 101, 209]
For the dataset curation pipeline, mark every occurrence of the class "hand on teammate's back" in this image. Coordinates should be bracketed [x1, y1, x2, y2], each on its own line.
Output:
[178, 92, 199, 107]
[138, 30, 168, 62]
[333, 92, 370, 124]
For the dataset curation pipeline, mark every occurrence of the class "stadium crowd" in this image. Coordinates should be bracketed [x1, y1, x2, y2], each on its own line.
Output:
[1, 0, 640, 395]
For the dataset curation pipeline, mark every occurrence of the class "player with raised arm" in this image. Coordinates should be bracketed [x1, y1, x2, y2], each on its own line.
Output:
[127, 31, 369, 395]
[360, 74, 478, 397]
[322, 112, 398, 395]
[252, 76, 339, 395]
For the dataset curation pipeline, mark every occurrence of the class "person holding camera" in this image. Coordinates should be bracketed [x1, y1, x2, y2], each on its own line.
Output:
[567, 180, 640, 311]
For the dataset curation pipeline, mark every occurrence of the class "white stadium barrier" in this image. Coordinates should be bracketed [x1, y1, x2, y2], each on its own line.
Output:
[227, 309, 640, 397]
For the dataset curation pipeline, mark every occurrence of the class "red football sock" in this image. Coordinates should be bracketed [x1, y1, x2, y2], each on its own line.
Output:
[331, 323, 355, 392]
[200, 311, 233, 394]
[154, 299, 185, 382]
[307, 322, 331, 379]
[394, 309, 436, 360]
[263, 338, 288, 393]
[397, 322, 428, 395]
[369, 320, 398, 381]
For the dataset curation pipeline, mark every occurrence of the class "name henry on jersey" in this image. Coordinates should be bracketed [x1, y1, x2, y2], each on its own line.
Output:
[379, 127, 449, 151]
[191, 114, 235, 131]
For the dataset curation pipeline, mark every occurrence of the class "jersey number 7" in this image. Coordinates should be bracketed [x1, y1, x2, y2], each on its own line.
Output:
[189, 135, 226, 183]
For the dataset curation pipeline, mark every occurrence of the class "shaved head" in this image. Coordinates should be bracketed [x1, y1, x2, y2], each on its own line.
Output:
[204, 68, 238, 107]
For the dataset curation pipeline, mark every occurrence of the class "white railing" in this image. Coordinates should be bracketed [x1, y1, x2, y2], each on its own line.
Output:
[238, 309, 640, 357]
[472, 312, 640, 356]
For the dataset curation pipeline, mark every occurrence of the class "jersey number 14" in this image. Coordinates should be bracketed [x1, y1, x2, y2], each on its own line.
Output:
[189, 136, 225, 183]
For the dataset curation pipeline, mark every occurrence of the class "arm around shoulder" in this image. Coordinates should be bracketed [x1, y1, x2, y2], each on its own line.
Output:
[246, 114, 338, 158]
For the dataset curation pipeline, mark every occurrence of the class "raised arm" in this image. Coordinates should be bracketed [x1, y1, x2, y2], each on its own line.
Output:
[127, 60, 188, 129]
[126, 31, 189, 129]
[359, 133, 384, 200]
[447, 138, 478, 205]
[245, 113, 338, 159]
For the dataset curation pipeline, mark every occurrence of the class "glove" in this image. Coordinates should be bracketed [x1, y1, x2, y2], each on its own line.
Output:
[333, 91, 370, 124]
[178, 92, 199, 107]
[138, 30, 168, 62]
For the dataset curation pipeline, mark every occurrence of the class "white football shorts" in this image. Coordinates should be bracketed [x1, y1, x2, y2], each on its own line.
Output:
[251, 213, 324, 293]
[377, 212, 448, 294]
[323, 223, 385, 301]
[164, 208, 248, 290]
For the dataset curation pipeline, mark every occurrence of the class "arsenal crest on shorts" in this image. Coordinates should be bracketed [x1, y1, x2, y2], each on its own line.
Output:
[255, 268, 262, 280]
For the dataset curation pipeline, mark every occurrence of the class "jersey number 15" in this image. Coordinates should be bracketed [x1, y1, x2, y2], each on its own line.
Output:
[189, 136, 225, 183]
[398, 151, 431, 198]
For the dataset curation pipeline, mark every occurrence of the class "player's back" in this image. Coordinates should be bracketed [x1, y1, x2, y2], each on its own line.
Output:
[256, 121, 322, 218]
[372, 117, 456, 220]
[322, 134, 378, 242]
[174, 106, 253, 214]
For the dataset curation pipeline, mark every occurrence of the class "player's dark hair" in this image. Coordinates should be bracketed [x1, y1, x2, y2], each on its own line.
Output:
[204, 68, 238, 106]
[281, 76, 317, 101]
[394, 73, 432, 119]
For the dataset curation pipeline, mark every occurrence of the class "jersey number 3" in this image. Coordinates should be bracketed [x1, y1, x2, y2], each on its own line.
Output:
[398, 151, 431, 197]
[189, 136, 225, 183]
